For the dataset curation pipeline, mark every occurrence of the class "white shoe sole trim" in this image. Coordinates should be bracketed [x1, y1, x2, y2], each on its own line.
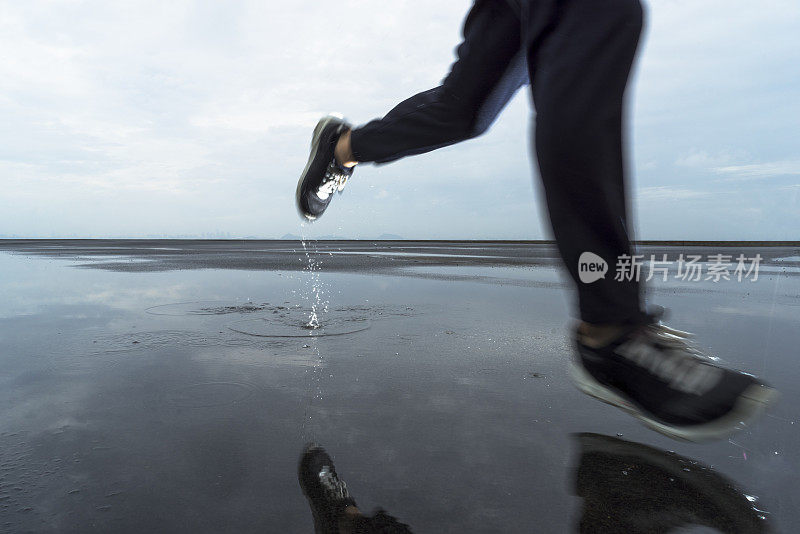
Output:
[569, 361, 779, 442]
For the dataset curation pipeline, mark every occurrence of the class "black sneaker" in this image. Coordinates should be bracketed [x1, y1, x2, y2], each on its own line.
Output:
[574, 433, 770, 532]
[570, 309, 778, 442]
[298, 443, 357, 534]
[296, 115, 354, 221]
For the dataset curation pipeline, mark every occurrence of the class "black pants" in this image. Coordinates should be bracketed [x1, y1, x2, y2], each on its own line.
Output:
[350, 510, 413, 534]
[350, 0, 646, 325]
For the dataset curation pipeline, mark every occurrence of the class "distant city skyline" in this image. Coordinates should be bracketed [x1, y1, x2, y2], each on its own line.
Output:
[1, 1, 798, 240]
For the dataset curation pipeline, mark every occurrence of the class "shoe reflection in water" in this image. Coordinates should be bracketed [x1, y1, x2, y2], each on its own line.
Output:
[573, 433, 770, 533]
[299, 436, 769, 533]
[298, 443, 413, 534]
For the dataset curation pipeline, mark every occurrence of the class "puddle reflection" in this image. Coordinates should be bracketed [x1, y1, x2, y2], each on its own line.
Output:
[573, 433, 769, 533]
[297, 435, 771, 533]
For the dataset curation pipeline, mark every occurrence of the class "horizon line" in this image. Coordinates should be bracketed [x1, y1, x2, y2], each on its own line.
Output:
[1, 238, 799, 247]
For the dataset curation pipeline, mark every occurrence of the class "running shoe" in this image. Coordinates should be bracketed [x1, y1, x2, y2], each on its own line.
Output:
[570, 308, 778, 442]
[298, 443, 357, 534]
[296, 115, 354, 220]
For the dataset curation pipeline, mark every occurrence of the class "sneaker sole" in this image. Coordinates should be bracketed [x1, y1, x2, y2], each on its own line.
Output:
[569, 361, 779, 442]
[295, 115, 340, 222]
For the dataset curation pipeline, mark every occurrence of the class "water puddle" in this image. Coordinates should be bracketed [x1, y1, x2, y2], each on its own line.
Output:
[227, 307, 371, 338]
[163, 381, 256, 408]
[88, 329, 273, 355]
[145, 301, 270, 316]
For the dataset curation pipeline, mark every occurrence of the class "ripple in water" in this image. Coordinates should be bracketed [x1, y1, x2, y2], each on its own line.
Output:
[228, 306, 371, 338]
[145, 301, 270, 316]
[89, 329, 274, 355]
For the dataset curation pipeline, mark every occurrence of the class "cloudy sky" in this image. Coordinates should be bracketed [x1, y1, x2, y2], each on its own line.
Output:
[1, 0, 798, 240]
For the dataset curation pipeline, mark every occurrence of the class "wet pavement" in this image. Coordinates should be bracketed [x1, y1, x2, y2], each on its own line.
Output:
[0, 240, 798, 533]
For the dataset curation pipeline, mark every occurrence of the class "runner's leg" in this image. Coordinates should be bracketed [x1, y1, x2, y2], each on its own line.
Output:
[349, 0, 527, 164]
[526, 0, 646, 325]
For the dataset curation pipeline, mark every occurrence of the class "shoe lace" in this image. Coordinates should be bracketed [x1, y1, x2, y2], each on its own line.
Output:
[319, 465, 350, 500]
[616, 320, 724, 395]
[638, 306, 718, 362]
[644, 322, 718, 363]
[316, 160, 350, 200]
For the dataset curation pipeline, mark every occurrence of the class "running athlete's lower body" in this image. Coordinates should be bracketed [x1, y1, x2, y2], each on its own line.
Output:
[295, 0, 776, 445]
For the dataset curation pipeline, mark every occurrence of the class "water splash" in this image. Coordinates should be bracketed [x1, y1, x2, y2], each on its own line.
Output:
[300, 239, 329, 330]
[299, 225, 330, 443]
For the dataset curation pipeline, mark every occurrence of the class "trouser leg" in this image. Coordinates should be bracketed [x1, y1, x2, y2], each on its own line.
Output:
[526, 0, 646, 324]
[350, 0, 527, 164]
[350, 509, 413, 534]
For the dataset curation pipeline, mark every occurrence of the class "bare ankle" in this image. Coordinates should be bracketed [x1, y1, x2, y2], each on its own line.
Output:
[335, 130, 358, 168]
[578, 322, 627, 348]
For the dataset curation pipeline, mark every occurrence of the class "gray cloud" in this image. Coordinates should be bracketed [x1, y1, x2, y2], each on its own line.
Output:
[1, 0, 798, 240]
